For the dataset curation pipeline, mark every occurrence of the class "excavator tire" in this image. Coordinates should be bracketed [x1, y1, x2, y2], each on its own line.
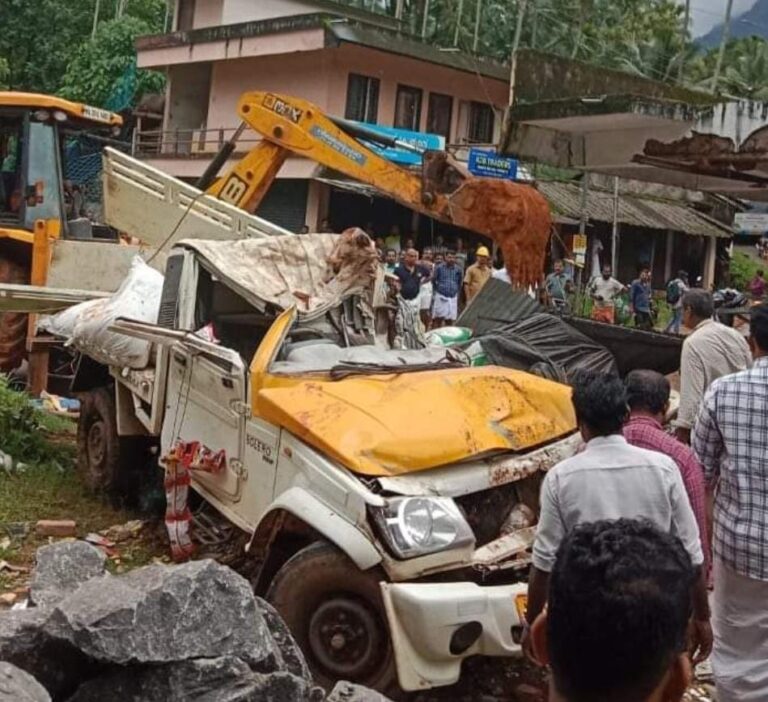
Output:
[0, 254, 30, 372]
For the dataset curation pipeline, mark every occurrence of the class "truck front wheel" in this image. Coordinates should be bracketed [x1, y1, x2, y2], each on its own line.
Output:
[266, 541, 400, 696]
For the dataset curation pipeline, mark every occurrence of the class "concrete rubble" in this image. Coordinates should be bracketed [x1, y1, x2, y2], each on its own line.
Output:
[0, 542, 393, 702]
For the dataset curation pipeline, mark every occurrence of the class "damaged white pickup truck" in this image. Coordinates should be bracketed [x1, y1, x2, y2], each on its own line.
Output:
[69, 233, 579, 696]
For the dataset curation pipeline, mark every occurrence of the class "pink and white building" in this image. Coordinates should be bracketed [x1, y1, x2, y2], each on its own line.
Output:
[135, 0, 509, 233]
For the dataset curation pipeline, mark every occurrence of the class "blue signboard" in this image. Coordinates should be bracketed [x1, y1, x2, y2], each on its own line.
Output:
[353, 122, 445, 166]
[467, 148, 518, 180]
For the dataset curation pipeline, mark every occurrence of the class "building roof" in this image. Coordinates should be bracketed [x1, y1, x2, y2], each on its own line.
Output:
[327, 23, 509, 81]
[538, 180, 732, 238]
[136, 13, 509, 82]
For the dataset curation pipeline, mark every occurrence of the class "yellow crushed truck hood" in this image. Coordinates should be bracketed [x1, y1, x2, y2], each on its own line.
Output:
[255, 367, 576, 476]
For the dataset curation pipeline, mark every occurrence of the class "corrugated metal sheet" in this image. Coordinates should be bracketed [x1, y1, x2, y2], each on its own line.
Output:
[538, 181, 731, 238]
[457, 279, 545, 334]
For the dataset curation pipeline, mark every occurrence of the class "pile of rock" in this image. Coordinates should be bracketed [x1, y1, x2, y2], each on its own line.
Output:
[0, 542, 390, 702]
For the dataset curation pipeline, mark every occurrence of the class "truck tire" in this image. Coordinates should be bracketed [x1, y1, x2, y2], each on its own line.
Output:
[266, 541, 401, 697]
[0, 255, 29, 372]
[77, 387, 121, 498]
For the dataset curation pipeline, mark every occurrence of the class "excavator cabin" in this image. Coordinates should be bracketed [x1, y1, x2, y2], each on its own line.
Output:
[0, 93, 122, 371]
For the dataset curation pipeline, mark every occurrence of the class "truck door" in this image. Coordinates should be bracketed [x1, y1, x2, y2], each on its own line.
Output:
[161, 342, 247, 502]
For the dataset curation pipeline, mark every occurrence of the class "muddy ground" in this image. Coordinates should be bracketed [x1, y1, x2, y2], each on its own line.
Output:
[0, 417, 715, 701]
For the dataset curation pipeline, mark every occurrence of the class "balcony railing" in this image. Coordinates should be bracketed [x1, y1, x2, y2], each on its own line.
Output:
[132, 126, 262, 157]
[132, 126, 499, 161]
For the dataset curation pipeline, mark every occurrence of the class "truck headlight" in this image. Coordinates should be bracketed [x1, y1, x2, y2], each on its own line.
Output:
[371, 497, 475, 559]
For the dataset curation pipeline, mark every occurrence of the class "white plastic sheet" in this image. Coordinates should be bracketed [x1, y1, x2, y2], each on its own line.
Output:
[40, 257, 164, 369]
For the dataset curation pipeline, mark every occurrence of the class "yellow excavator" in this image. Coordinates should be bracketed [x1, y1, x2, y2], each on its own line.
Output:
[0, 90, 552, 391]
[198, 91, 552, 288]
[0, 93, 122, 373]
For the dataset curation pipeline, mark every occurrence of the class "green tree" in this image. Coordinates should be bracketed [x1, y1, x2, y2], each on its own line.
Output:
[688, 36, 768, 100]
[0, 0, 165, 100]
[60, 16, 165, 109]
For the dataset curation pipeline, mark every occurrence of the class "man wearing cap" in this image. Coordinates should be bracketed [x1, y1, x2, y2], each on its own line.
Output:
[463, 246, 492, 302]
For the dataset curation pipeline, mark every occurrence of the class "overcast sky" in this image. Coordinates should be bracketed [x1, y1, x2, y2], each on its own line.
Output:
[690, 0, 756, 36]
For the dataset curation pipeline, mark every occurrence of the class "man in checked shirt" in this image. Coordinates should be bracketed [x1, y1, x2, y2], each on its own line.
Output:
[693, 304, 768, 702]
[624, 370, 710, 575]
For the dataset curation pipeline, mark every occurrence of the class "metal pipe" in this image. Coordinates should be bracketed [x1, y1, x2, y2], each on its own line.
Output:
[195, 122, 247, 190]
[329, 116, 424, 154]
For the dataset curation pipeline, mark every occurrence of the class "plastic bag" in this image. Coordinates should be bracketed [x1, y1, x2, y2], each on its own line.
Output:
[425, 326, 473, 347]
[40, 257, 164, 369]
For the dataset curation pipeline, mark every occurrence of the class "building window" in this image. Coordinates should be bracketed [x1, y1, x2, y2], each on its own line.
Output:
[345, 74, 380, 123]
[467, 101, 495, 143]
[394, 85, 423, 131]
[176, 0, 196, 30]
[427, 93, 453, 140]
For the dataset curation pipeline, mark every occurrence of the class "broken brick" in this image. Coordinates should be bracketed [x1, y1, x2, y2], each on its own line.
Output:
[35, 520, 77, 538]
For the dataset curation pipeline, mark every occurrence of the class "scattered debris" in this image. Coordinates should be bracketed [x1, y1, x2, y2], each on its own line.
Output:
[101, 519, 143, 543]
[30, 392, 80, 417]
[29, 542, 106, 608]
[34, 521, 76, 538]
[0, 661, 51, 702]
[0, 561, 28, 574]
[0, 593, 17, 607]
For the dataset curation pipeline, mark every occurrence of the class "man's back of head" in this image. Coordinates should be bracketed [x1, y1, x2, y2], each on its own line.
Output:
[625, 370, 670, 418]
[532, 519, 695, 702]
[571, 371, 628, 438]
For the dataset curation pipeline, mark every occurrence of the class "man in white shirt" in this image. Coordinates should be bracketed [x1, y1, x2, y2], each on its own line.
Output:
[523, 371, 712, 665]
[675, 289, 752, 444]
[588, 264, 626, 324]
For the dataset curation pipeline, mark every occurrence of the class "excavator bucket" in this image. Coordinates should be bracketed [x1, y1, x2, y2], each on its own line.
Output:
[447, 178, 552, 289]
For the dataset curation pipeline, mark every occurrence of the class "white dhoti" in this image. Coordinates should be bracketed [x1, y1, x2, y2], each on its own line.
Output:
[420, 281, 433, 311]
[432, 292, 457, 321]
[712, 558, 768, 702]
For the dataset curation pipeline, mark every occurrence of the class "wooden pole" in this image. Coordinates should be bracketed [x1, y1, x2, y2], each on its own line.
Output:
[421, 0, 430, 37]
[711, 0, 734, 94]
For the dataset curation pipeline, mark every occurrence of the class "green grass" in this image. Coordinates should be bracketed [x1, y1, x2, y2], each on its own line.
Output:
[0, 379, 165, 589]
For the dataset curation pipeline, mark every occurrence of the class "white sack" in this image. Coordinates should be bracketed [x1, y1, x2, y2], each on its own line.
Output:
[40, 257, 164, 368]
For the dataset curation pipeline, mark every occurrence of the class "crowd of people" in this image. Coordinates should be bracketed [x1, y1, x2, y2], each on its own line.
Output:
[523, 298, 768, 702]
[371, 228, 502, 333]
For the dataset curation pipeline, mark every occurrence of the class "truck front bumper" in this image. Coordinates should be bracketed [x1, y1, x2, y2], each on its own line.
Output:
[380, 580, 528, 691]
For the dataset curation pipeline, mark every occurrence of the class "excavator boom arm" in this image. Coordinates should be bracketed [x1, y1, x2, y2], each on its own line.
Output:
[206, 91, 552, 286]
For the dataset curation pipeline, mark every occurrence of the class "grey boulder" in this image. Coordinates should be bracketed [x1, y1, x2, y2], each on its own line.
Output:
[254, 597, 311, 681]
[44, 559, 275, 667]
[326, 681, 395, 702]
[67, 658, 314, 702]
[0, 608, 92, 699]
[30, 541, 106, 608]
[0, 662, 51, 702]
